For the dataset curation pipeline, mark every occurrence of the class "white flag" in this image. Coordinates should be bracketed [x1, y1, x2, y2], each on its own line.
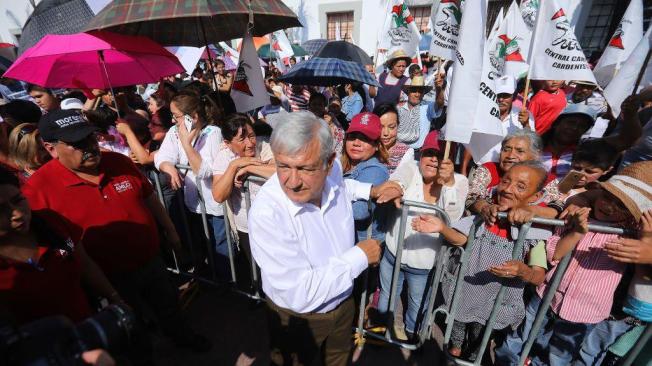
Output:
[593, 0, 644, 88]
[491, 1, 532, 79]
[527, 0, 596, 84]
[165, 46, 205, 75]
[445, 0, 502, 159]
[378, 0, 421, 58]
[604, 26, 652, 118]
[520, 0, 539, 30]
[271, 30, 294, 59]
[231, 32, 269, 113]
[487, 7, 504, 43]
[429, 0, 464, 60]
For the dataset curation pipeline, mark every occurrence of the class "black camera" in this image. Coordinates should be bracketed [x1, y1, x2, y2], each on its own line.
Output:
[0, 304, 134, 366]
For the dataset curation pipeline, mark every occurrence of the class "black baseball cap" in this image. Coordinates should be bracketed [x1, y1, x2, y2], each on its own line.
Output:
[38, 109, 98, 143]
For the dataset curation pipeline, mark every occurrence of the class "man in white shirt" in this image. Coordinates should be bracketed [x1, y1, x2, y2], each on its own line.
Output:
[248, 112, 401, 366]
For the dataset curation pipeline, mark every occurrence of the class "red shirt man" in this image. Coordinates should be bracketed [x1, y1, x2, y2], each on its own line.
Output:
[528, 80, 567, 135]
[20, 110, 208, 351]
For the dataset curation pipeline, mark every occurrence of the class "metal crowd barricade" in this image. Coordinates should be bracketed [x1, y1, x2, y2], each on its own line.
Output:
[355, 199, 451, 350]
[443, 212, 641, 366]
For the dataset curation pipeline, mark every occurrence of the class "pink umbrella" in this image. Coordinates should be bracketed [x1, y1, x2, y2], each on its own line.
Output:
[4, 31, 183, 89]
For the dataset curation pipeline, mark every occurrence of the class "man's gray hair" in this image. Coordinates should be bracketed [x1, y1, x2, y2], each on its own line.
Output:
[510, 160, 548, 192]
[270, 111, 334, 165]
[502, 129, 543, 158]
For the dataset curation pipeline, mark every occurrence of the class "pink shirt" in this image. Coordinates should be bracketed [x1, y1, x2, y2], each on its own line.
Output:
[536, 226, 627, 324]
[528, 89, 567, 135]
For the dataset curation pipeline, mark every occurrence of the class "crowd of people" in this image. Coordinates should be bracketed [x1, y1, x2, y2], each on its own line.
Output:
[0, 44, 651, 366]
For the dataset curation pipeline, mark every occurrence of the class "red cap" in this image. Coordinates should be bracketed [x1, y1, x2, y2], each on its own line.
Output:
[421, 130, 445, 152]
[347, 112, 381, 141]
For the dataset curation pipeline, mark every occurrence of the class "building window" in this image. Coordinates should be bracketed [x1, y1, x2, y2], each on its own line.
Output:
[327, 12, 354, 42]
[408, 6, 431, 33]
[579, 0, 618, 55]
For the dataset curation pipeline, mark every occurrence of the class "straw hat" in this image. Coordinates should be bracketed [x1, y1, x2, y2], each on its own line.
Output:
[598, 160, 652, 223]
[402, 75, 432, 93]
[385, 49, 412, 68]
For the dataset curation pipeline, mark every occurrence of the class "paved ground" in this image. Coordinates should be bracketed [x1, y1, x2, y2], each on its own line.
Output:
[151, 283, 449, 366]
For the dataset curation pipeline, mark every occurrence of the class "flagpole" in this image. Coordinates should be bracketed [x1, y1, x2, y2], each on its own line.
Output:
[521, 0, 544, 110]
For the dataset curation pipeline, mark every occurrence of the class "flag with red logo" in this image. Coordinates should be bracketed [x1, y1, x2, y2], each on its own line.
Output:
[271, 30, 294, 60]
[429, 0, 465, 60]
[604, 25, 652, 118]
[593, 0, 644, 88]
[490, 1, 532, 79]
[231, 32, 269, 113]
[378, 0, 421, 59]
[527, 0, 596, 83]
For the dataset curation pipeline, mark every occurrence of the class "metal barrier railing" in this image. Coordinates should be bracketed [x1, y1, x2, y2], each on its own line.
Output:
[443, 212, 642, 366]
[355, 200, 452, 351]
[152, 166, 650, 363]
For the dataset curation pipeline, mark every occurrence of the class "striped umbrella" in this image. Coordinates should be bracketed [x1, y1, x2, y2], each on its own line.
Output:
[84, 0, 301, 47]
[279, 57, 379, 87]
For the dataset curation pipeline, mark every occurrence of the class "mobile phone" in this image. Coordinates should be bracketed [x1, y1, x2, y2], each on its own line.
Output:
[183, 115, 194, 131]
[558, 170, 585, 194]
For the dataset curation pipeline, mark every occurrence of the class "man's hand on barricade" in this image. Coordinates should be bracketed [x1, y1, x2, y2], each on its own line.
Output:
[507, 207, 535, 225]
[372, 181, 403, 208]
[436, 159, 455, 186]
[605, 210, 652, 264]
[412, 214, 445, 233]
[560, 205, 590, 234]
[357, 239, 382, 266]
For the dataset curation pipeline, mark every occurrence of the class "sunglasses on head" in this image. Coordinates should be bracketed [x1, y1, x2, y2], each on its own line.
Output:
[17, 124, 37, 141]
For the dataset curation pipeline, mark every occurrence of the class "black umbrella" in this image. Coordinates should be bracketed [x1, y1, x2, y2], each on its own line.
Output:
[313, 41, 372, 65]
[18, 0, 95, 55]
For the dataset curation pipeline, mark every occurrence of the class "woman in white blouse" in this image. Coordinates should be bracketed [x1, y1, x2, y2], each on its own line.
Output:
[377, 130, 468, 339]
[154, 92, 228, 277]
[211, 114, 275, 288]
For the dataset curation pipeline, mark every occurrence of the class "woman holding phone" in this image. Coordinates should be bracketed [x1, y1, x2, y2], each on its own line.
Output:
[154, 91, 228, 278]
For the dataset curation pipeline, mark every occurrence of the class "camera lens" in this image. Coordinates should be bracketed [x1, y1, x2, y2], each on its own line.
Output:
[74, 304, 135, 353]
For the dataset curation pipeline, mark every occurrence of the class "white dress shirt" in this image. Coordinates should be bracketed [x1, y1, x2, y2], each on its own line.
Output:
[154, 124, 223, 216]
[386, 155, 468, 269]
[248, 161, 371, 313]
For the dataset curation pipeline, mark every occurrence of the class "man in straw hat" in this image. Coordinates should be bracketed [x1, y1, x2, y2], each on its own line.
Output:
[567, 79, 608, 117]
[395, 74, 445, 149]
[374, 49, 412, 105]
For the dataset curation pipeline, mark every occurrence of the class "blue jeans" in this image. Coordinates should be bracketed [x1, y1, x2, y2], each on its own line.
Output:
[495, 293, 543, 365]
[377, 250, 433, 334]
[209, 215, 230, 280]
[573, 319, 634, 366]
[496, 294, 596, 365]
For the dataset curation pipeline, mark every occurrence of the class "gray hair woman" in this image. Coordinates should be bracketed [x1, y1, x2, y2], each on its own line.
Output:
[466, 129, 561, 222]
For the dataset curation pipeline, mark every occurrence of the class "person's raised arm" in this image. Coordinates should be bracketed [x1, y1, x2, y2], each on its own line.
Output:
[553, 205, 590, 261]
[604, 95, 643, 153]
[115, 120, 154, 165]
[411, 214, 468, 246]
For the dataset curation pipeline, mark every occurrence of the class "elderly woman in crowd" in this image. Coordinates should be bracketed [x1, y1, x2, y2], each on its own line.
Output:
[414, 161, 552, 361]
[211, 114, 275, 289]
[154, 91, 227, 277]
[378, 131, 468, 340]
[373, 102, 410, 174]
[341, 112, 389, 242]
[7, 123, 51, 180]
[467, 129, 560, 221]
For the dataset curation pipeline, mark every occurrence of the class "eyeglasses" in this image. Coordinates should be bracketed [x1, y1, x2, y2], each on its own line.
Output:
[57, 134, 97, 150]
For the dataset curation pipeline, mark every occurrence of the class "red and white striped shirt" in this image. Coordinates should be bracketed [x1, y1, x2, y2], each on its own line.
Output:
[536, 226, 627, 324]
[541, 145, 575, 181]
